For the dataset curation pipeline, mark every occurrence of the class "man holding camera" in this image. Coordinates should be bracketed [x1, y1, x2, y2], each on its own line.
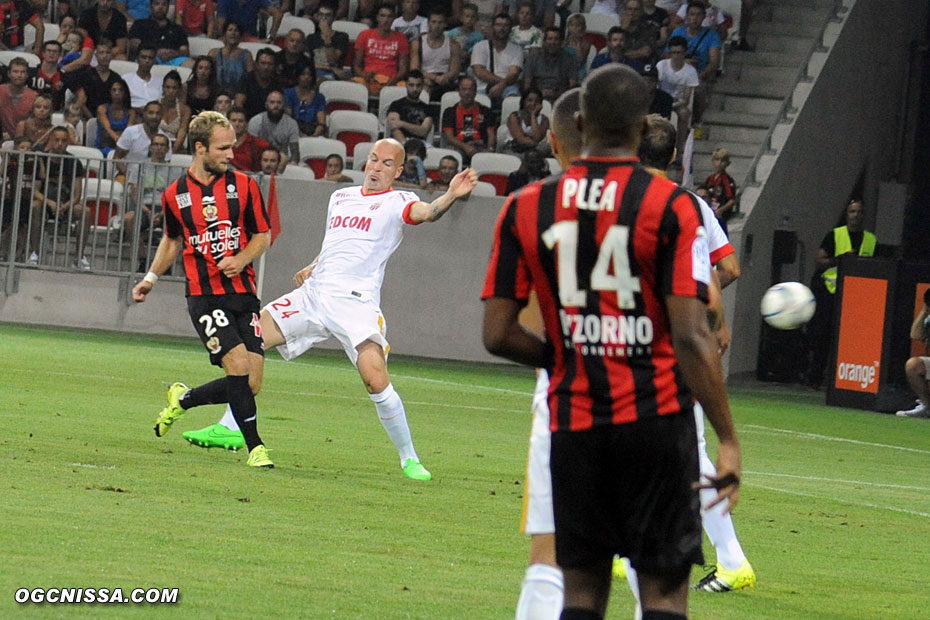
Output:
[897, 288, 930, 418]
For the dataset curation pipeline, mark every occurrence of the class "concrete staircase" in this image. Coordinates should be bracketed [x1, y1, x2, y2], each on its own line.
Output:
[690, 0, 840, 185]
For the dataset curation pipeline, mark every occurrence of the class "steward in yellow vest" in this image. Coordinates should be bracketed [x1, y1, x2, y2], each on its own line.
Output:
[816, 201, 876, 294]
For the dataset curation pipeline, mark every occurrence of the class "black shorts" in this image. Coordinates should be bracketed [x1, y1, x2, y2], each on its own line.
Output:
[550, 411, 704, 573]
[187, 294, 264, 367]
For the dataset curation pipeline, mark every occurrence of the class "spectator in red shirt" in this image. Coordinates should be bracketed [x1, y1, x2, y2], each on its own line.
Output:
[352, 2, 410, 95]
[229, 106, 270, 172]
[0, 57, 39, 141]
[698, 146, 737, 235]
[175, 0, 216, 38]
[0, 0, 43, 56]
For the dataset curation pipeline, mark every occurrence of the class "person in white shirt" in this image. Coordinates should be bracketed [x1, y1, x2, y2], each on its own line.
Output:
[589, 0, 621, 16]
[470, 12, 524, 99]
[392, 0, 429, 42]
[657, 35, 699, 152]
[114, 100, 172, 183]
[122, 45, 164, 111]
[183, 138, 479, 481]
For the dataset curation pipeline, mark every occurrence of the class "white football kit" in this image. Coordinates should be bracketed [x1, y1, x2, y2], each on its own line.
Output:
[266, 186, 421, 364]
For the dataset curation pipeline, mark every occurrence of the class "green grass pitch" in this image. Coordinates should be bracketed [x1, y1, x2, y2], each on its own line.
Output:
[1, 323, 928, 619]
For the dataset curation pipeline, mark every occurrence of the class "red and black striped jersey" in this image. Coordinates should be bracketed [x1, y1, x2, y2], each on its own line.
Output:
[482, 157, 711, 432]
[163, 169, 270, 296]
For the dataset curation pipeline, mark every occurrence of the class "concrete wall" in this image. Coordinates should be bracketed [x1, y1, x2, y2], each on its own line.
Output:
[0, 178, 507, 363]
[725, 0, 929, 376]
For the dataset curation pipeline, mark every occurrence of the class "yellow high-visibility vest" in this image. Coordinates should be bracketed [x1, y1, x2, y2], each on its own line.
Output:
[823, 226, 876, 293]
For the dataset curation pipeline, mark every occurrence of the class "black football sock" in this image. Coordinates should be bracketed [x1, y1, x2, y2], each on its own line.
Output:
[179, 378, 228, 410]
[560, 609, 602, 620]
[226, 374, 262, 452]
[642, 611, 687, 620]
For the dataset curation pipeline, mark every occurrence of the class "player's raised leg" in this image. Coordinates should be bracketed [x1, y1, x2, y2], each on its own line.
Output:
[356, 339, 430, 481]
[184, 309, 286, 450]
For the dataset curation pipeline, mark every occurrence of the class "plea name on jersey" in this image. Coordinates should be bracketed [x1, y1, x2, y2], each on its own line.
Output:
[561, 178, 619, 211]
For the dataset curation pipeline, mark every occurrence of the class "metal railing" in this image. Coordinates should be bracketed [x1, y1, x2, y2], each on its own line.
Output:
[0, 148, 276, 298]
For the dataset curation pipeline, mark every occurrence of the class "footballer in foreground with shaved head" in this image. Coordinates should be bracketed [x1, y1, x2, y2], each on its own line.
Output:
[482, 64, 741, 620]
[184, 138, 478, 481]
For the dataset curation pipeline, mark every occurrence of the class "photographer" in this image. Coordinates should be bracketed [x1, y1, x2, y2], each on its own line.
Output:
[896, 288, 930, 418]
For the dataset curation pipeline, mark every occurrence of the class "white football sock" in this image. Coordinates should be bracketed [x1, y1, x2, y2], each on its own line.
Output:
[370, 384, 418, 465]
[515, 563, 563, 620]
[624, 557, 641, 606]
[698, 450, 746, 571]
[219, 405, 239, 431]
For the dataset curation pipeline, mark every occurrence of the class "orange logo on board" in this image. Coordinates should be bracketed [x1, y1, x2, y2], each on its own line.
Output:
[834, 276, 886, 393]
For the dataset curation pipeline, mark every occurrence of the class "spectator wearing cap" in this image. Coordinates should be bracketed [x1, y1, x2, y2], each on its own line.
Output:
[352, 2, 410, 95]
[521, 26, 577, 103]
[641, 64, 673, 119]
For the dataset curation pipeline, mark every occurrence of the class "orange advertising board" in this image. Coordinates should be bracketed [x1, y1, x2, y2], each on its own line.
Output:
[834, 276, 886, 393]
[910, 283, 930, 359]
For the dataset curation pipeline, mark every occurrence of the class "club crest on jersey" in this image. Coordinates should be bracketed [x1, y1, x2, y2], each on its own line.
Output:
[206, 337, 222, 354]
[176, 192, 192, 209]
[226, 183, 238, 199]
[202, 200, 218, 222]
[369, 202, 381, 211]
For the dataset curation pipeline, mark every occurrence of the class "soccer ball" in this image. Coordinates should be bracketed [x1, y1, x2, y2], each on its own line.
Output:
[760, 282, 816, 330]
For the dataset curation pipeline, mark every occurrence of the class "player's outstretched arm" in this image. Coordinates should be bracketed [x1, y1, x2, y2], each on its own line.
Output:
[407, 168, 479, 223]
[132, 235, 183, 302]
[666, 294, 741, 513]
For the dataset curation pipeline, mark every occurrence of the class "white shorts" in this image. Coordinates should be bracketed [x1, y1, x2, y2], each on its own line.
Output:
[522, 371, 554, 536]
[264, 285, 389, 366]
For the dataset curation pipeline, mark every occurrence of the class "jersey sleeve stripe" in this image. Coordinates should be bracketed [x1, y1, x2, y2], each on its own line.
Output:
[402, 201, 421, 225]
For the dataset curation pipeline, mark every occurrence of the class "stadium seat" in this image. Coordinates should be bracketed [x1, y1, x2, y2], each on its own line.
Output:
[83, 117, 98, 148]
[188, 37, 223, 57]
[152, 64, 191, 82]
[239, 41, 281, 58]
[109, 59, 139, 76]
[66, 145, 106, 178]
[332, 19, 367, 43]
[469, 181, 498, 197]
[319, 80, 369, 114]
[267, 14, 316, 42]
[0, 50, 40, 67]
[469, 152, 521, 195]
[299, 136, 346, 178]
[341, 168, 366, 183]
[26, 22, 58, 51]
[168, 153, 193, 171]
[546, 157, 562, 174]
[423, 147, 462, 181]
[582, 13, 618, 49]
[327, 110, 380, 161]
[82, 178, 126, 229]
[1, 139, 12, 149]
[279, 165, 317, 181]
[352, 141, 373, 169]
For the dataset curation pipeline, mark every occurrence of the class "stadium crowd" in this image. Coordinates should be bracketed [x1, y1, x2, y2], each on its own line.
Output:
[0, 0, 749, 269]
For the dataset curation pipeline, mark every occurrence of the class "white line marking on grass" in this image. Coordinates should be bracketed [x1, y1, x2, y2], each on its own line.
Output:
[262, 387, 527, 414]
[743, 424, 930, 455]
[750, 482, 930, 518]
[67, 462, 116, 470]
[745, 471, 930, 492]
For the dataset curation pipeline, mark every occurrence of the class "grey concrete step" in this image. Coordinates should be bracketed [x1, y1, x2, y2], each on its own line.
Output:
[759, 0, 836, 8]
[758, 4, 835, 25]
[748, 20, 825, 39]
[692, 134, 763, 157]
[754, 34, 819, 55]
[724, 48, 809, 69]
[709, 94, 784, 116]
[702, 109, 772, 128]
[713, 73, 798, 99]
